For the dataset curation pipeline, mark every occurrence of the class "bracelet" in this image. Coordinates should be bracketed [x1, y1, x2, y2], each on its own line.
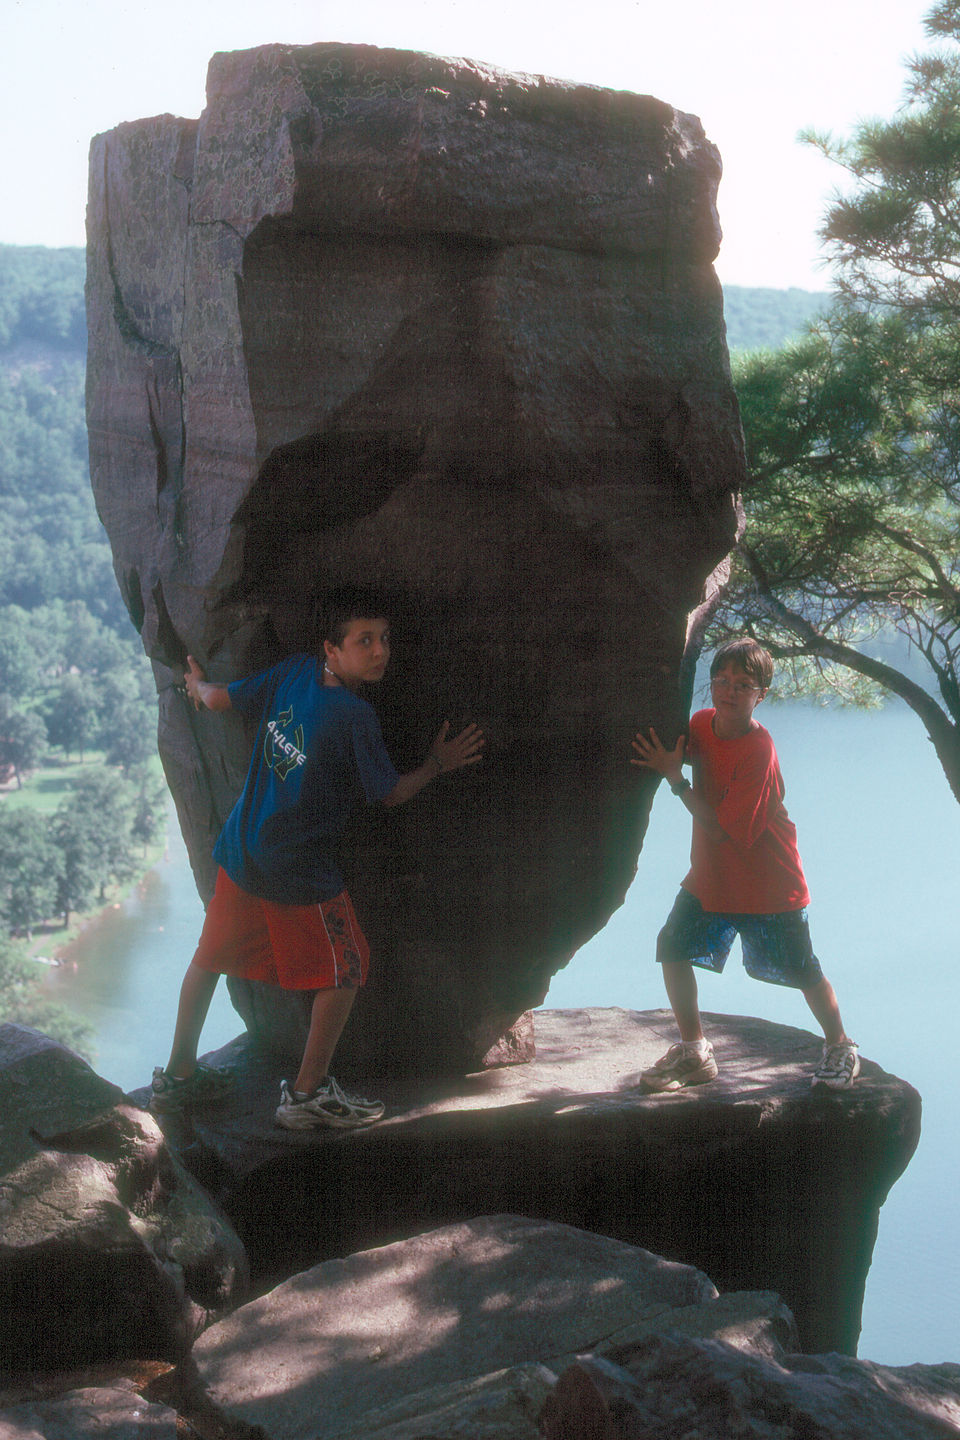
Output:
[669, 776, 691, 797]
[428, 753, 443, 775]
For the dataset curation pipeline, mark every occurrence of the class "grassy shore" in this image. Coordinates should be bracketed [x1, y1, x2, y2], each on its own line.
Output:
[2, 753, 103, 815]
[1, 751, 169, 958]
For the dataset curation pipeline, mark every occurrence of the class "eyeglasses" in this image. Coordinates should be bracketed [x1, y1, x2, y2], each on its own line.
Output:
[711, 676, 759, 697]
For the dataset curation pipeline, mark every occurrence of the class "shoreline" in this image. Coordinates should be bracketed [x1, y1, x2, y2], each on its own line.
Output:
[3, 752, 173, 965]
[24, 834, 171, 965]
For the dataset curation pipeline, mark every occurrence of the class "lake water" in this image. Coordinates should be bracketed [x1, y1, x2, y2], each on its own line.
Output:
[44, 699, 960, 1366]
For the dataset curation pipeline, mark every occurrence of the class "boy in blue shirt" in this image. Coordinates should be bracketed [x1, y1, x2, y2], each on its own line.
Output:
[151, 588, 484, 1129]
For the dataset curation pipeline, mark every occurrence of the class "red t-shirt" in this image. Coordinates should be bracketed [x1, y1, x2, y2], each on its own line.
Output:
[682, 708, 810, 914]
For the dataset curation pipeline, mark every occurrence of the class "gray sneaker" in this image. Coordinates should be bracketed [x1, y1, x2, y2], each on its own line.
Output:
[812, 1041, 860, 1089]
[149, 1062, 233, 1112]
[641, 1040, 718, 1092]
[275, 1075, 385, 1130]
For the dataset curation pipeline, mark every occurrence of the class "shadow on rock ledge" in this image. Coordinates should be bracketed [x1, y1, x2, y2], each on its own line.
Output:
[140, 1007, 920, 1357]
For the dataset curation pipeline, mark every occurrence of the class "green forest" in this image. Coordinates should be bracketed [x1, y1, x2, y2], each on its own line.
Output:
[0, 244, 166, 1052]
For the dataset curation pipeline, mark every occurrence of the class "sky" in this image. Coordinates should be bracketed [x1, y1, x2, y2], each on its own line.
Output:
[2, 0, 934, 289]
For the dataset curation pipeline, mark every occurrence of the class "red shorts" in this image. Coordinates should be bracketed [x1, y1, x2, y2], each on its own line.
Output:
[193, 868, 369, 990]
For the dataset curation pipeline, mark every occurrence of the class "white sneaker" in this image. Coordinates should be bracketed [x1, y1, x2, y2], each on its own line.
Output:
[640, 1040, 718, 1092]
[812, 1041, 860, 1089]
[275, 1075, 385, 1130]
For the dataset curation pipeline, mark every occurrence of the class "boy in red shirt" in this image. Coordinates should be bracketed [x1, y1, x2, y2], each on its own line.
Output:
[631, 637, 859, 1091]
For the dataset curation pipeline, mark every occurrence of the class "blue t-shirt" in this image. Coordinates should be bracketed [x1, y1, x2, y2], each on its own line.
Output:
[212, 655, 400, 904]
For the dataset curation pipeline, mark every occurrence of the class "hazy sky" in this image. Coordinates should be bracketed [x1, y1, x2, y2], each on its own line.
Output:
[3, 0, 933, 288]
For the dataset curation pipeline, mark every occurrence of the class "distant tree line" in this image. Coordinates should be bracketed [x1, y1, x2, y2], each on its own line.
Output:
[722, 285, 829, 353]
[0, 245, 86, 349]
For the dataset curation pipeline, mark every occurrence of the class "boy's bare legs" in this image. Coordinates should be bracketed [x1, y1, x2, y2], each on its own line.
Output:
[802, 976, 849, 1047]
[662, 960, 705, 1044]
[664, 963, 851, 1048]
[804, 975, 860, 1086]
[165, 961, 220, 1078]
[640, 959, 718, 1091]
[292, 986, 357, 1094]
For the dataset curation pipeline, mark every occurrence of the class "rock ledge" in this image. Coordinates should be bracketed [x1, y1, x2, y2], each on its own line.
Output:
[146, 1006, 920, 1355]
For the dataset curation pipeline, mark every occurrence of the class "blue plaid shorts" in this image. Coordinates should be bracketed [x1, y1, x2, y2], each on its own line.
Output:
[656, 888, 824, 990]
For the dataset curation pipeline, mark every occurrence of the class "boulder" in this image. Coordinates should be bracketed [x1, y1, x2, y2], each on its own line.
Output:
[85, 43, 745, 1076]
[190, 1214, 720, 1439]
[540, 1336, 960, 1440]
[330, 1288, 798, 1440]
[0, 1026, 248, 1373]
[142, 1008, 919, 1354]
[0, 1382, 180, 1440]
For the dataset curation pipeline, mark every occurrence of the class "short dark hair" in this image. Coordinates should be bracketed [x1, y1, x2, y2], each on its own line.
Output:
[710, 638, 774, 690]
[317, 586, 390, 648]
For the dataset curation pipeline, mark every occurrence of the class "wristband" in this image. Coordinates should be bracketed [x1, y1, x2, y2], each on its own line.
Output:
[669, 776, 691, 798]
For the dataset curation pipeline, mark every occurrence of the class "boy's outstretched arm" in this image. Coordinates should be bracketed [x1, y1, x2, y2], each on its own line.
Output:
[184, 655, 233, 713]
[631, 726, 725, 840]
[383, 721, 484, 807]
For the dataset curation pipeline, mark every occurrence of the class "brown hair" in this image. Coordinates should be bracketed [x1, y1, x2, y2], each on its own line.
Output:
[317, 586, 390, 648]
[709, 638, 774, 690]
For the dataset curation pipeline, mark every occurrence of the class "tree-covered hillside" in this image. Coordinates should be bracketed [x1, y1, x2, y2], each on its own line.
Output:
[0, 244, 165, 1049]
[0, 245, 127, 626]
[0, 245, 86, 351]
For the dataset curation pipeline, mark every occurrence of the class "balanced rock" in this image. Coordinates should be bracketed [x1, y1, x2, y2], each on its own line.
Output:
[86, 43, 745, 1074]
[0, 1025, 248, 1374]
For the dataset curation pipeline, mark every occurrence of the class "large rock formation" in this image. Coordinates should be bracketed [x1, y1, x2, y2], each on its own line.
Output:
[5, 1217, 957, 1440]
[140, 1009, 920, 1355]
[0, 1026, 248, 1374]
[86, 43, 745, 1074]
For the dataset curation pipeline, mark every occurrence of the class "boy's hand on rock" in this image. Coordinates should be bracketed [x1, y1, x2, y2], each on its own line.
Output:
[430, 721, 485, 775]
[184, 655, 206, 710]
[631, 726, 685, 786]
